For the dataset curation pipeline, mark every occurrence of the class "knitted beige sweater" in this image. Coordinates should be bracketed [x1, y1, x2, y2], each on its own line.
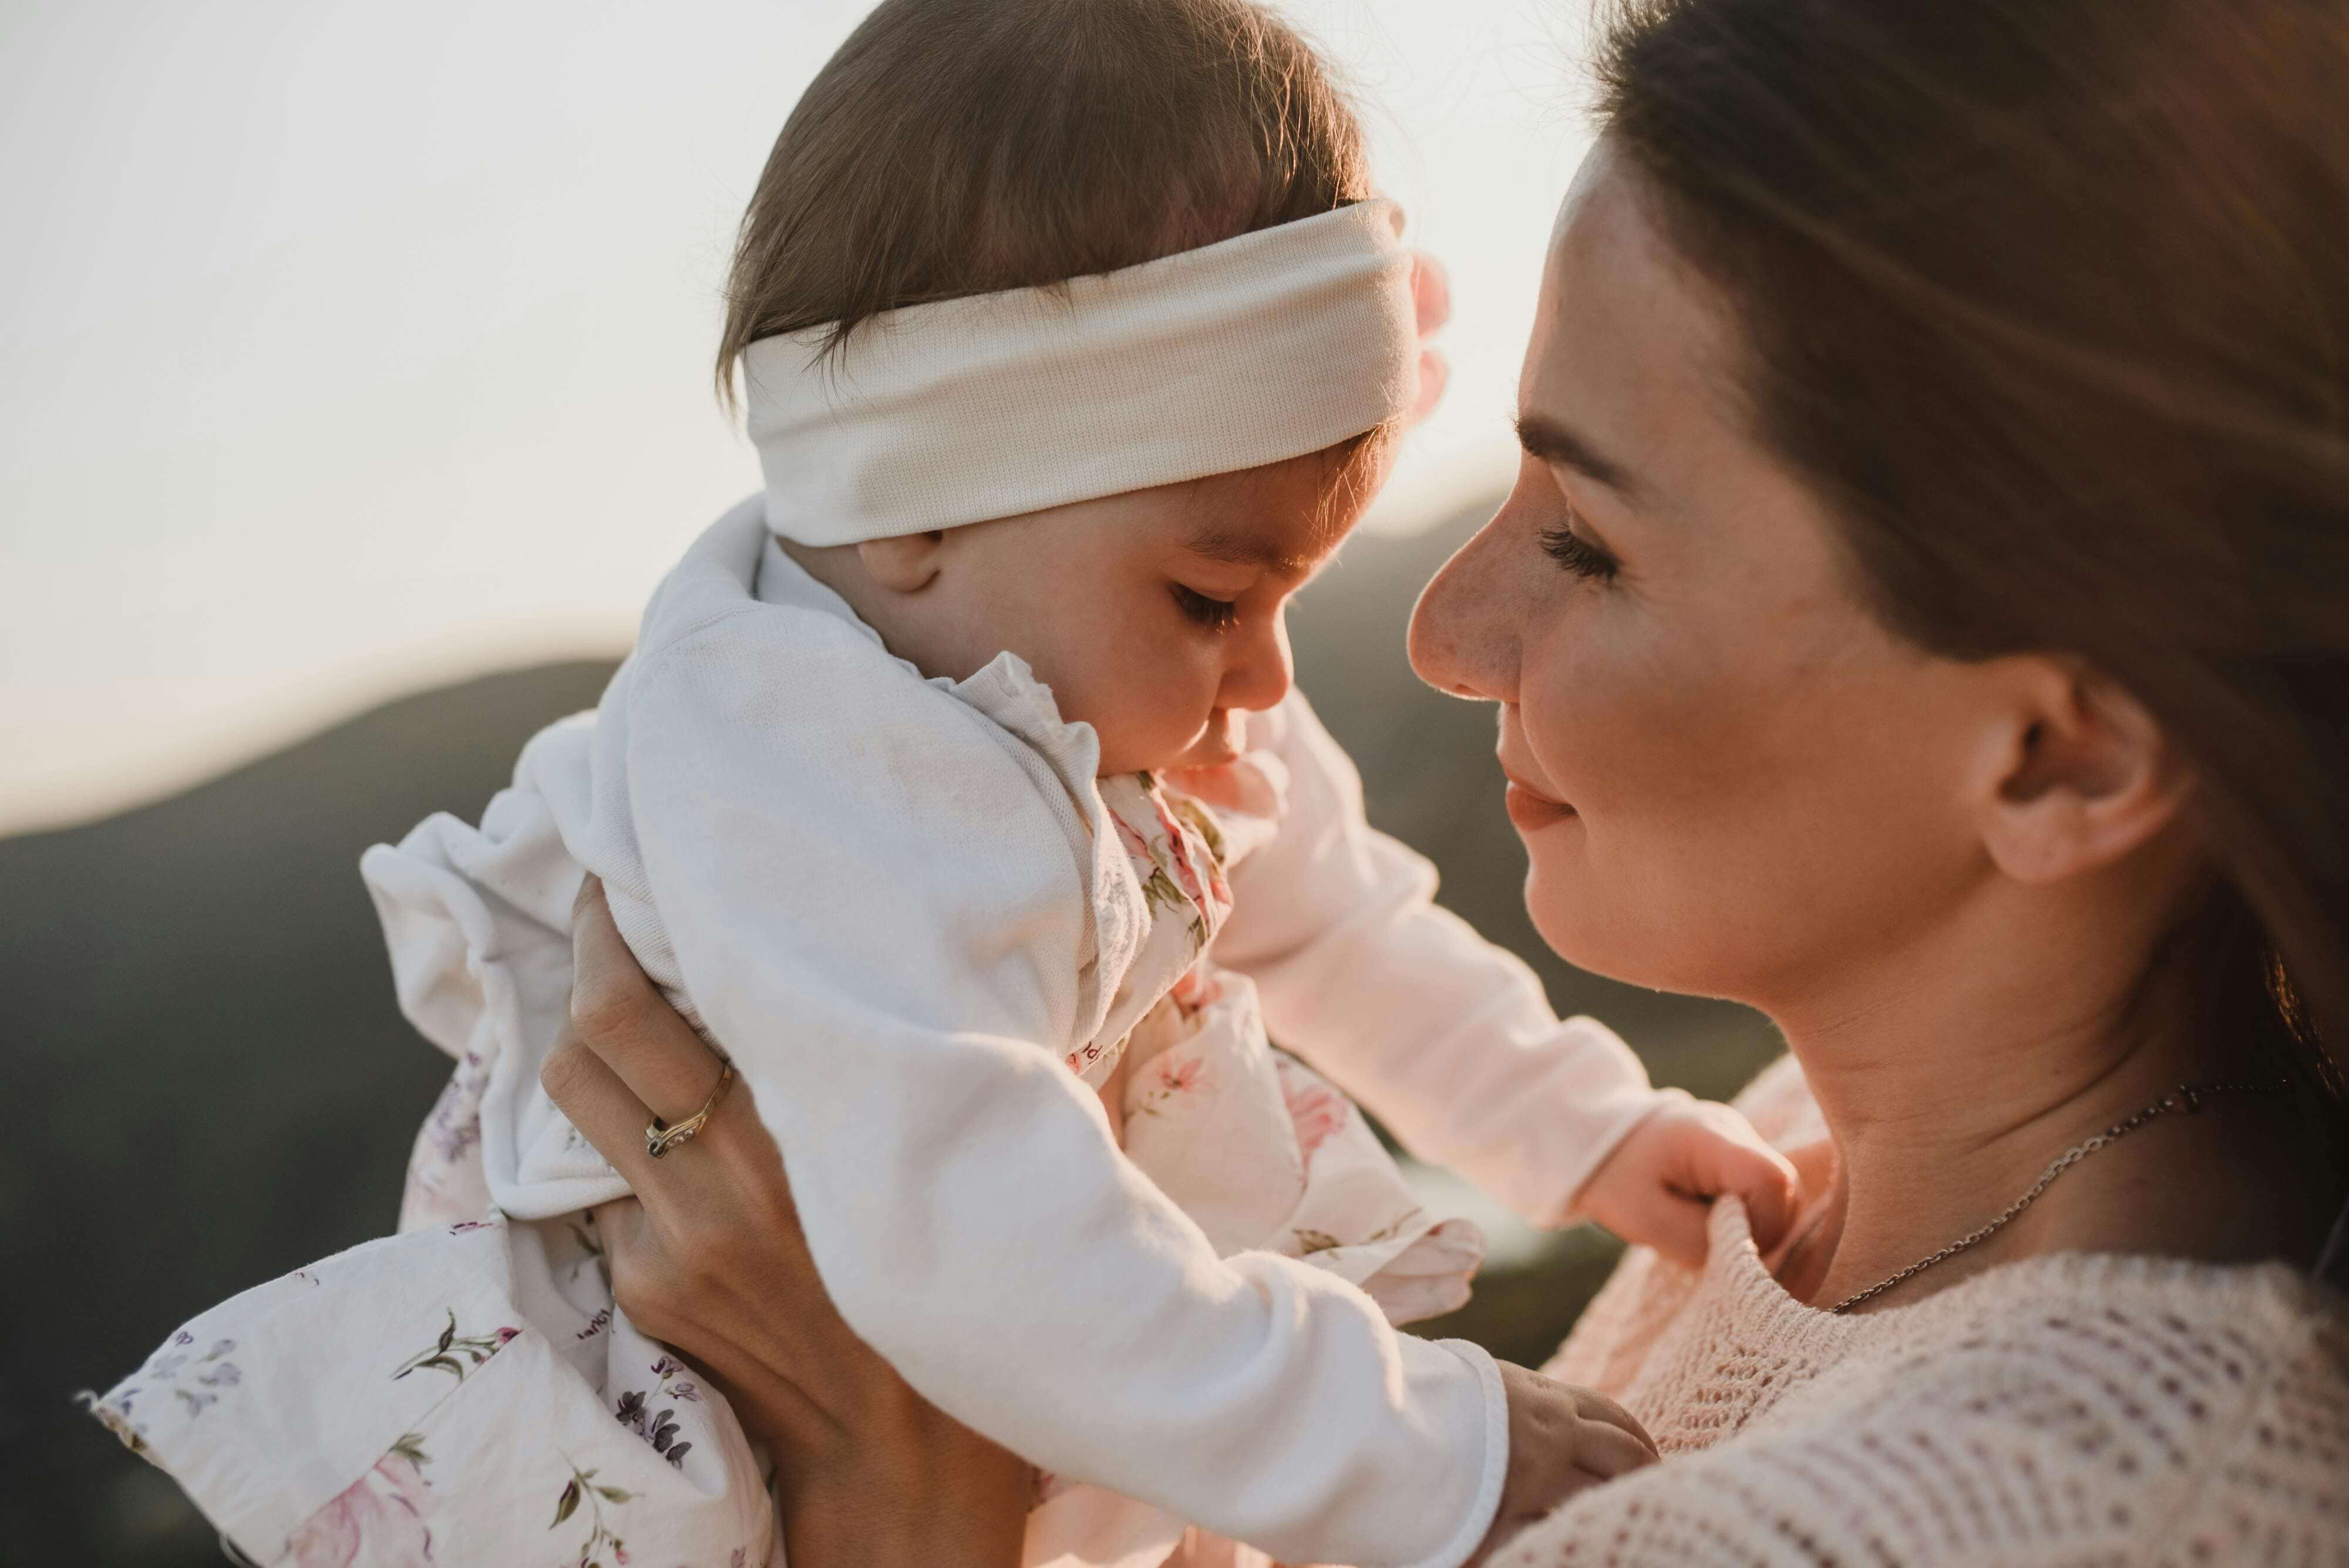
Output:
[1497, 1058, 2349, 1567]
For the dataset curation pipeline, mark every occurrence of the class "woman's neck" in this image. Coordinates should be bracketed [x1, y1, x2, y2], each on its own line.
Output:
[1765, 886, 2335, 1311]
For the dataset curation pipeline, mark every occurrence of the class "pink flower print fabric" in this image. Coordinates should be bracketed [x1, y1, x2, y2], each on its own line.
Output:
[1075, 762, 1272, 1087]
[1082, 753, 1482, 1325]
[1280, 1071, 1350, 1163]
[1116, 977, 1483, 1318]
[285, 1442, 435, 1568]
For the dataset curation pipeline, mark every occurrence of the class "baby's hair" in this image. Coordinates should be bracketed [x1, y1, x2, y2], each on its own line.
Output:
[718, 0, 1392, 486]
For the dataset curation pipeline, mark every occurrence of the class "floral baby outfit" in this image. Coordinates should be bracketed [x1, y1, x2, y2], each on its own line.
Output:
[96, 500, 1674, 1568]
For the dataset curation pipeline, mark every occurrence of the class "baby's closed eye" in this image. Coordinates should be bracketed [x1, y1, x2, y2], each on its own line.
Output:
[1171, 584, 1240, 630]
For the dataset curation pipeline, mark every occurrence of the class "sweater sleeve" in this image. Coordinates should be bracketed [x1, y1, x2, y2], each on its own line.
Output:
[1213, 692, 1666, 1224]
[612, 616, 1506, 1568]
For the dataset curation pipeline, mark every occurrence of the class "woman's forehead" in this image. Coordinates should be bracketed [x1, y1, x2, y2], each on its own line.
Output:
[1524, 155, 1751, 505]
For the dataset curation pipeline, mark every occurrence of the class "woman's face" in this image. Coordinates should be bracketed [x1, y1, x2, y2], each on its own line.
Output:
[1410, 149, 2001, 1007]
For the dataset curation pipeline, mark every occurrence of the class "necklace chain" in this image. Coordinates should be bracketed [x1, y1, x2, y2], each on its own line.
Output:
[1826, 1078, 2291, 1314]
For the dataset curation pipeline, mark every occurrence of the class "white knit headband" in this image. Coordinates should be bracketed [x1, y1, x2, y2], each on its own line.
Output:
[742, 200, 1419, 546]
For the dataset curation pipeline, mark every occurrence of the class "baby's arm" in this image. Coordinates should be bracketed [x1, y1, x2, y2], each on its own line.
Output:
[607, 614, 1503, 1568]
[1215, 694, 1793, 1249]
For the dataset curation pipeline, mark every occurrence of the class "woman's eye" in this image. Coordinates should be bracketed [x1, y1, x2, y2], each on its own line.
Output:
[1539, 519, 1620, 583]
[1172, 584, 1240, 630]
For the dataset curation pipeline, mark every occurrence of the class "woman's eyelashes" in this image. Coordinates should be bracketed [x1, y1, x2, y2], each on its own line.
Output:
[1539, 514, 1620, 583]
[1172, 583, 1240, 630]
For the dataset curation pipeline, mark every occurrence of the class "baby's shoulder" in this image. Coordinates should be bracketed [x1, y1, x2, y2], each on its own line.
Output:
[622, 596, 975, 737]
[634, 590, 895, 684]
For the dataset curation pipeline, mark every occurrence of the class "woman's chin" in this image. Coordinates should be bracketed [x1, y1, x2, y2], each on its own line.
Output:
[1522, 858, 1666, 991]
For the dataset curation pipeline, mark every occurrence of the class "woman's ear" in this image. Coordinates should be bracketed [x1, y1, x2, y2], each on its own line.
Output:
[1971, 658, 2194, 884]
[857, 531, 945, 593]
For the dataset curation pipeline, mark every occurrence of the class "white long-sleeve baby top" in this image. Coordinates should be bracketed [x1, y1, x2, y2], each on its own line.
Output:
[94, 497, 1670, 1568]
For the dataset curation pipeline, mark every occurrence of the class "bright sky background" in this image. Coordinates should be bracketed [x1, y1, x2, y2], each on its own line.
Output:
[0, 1, 1600, 834]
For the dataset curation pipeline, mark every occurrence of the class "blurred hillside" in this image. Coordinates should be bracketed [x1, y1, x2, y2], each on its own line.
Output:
[1, 496, 1781, 1565]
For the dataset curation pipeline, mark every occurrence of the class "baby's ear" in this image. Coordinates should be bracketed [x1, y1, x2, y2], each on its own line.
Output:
[857, 532, 945, 593]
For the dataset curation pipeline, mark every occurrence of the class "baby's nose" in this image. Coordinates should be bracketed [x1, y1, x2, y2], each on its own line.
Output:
[1221, 620, 1294, 712]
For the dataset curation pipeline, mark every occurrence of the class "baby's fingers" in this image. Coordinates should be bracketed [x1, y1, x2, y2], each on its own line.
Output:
[1607, 1180, 1714, 1271]
[1695, 1127, 1802, 1254]
[1572, 1418, 1661, 1482]
[1570, 1385, 1661, 1460]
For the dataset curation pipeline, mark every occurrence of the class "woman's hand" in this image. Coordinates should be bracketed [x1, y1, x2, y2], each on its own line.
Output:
[1468, 1362, 1661, 1565]
[539, 877, 1030, 1568]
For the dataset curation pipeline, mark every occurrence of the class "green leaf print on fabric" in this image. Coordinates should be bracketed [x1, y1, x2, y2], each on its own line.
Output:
[1289, 1209, 1423, 1257]
[391, 1309, 520, 1384]
[1168, 795, 1227, 863]
[551, 1461, 633, 1567]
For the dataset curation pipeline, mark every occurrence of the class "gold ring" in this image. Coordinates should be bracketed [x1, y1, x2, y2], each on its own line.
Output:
[646, 1062, 734, 1159]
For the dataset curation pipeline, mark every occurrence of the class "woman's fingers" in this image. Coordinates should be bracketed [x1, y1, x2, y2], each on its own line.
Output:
[539, 1014, 666, 1192]
[560, 879, 809, 1264]
[569, 876, 731, 1125]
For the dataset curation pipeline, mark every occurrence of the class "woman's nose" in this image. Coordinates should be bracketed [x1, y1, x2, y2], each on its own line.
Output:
[1409, 506, 1523, 704]
[1220, 611, 1295, 714]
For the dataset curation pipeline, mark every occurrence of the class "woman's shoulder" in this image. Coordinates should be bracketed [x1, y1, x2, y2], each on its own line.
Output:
[1508, 1252, 2349, 1566]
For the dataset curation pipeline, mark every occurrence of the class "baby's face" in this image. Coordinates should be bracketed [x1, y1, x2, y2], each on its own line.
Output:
[884, 447, 1391, 775]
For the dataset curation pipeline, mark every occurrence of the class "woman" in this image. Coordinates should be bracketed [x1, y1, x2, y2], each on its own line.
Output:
[542, 0, 2349, 1561]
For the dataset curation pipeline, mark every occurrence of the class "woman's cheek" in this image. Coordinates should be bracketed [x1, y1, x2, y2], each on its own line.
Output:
[1514, 629, 1717, 986]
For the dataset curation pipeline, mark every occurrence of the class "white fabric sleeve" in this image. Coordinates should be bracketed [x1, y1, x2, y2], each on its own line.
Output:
[1214, 692, 1667, 1226]
[611, 614, 1506, 1568]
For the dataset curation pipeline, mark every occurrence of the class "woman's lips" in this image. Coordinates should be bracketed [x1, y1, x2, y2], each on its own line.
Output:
[1502, 774, 1576, 831]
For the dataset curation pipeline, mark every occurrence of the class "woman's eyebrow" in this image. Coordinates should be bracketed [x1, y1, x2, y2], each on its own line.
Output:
[1515, 412, 1640, 497]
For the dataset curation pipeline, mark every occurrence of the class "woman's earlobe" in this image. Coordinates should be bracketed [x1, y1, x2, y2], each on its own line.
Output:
[857, 532, 945, 593]
[1977, 665, 2192, 884]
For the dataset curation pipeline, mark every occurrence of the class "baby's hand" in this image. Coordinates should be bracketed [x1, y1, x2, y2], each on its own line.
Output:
[1573, 1096, 1800, 1267]
[1469, 1361, 1659, 1564]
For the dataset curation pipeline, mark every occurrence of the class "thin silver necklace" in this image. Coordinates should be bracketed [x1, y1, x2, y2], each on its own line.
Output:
[1825, 1077, 2291, 1315]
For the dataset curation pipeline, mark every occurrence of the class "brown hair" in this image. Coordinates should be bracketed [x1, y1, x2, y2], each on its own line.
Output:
[716, 0, 1372, 398]
[1596, 0, 2349, 1148]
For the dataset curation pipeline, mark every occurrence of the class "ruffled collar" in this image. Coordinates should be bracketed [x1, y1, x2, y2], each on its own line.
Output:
[731, 517, 1288, 1088]
[748, 529, 1107, 798]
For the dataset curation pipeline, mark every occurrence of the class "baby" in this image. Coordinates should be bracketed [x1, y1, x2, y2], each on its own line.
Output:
[92, 4, 1795, 1566]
